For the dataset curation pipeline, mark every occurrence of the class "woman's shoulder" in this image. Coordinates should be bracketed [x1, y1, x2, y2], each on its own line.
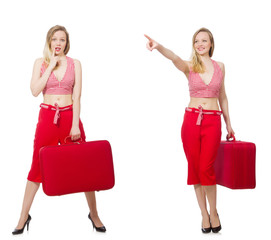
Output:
[33, 58, 45, 70]
[213, 59, 224, 70]
[34, 57, 44, 65]
[71, 58, 82, 70]
[68, 57, 82, 73]
[212, 60, 225, 79]
[67, 57, 81, 66]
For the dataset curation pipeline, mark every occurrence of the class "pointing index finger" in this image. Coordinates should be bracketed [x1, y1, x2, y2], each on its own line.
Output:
[144, 34, 152, 41]
[52, 48, 55, 57]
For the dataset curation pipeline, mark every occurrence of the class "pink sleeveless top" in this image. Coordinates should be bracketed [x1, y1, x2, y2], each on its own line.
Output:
[41, 56, 75, 95]
[188, 60, 223, 98]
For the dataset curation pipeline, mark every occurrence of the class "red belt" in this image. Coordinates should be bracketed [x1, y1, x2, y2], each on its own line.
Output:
[40, 103, 73, 125]
[185, 105, 222, 125]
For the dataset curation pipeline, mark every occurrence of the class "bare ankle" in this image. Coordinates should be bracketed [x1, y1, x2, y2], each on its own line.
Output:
[210, 209, 218, 217]
[20, 213, 29, 220]
[201, 211, 209, 218]
[90, 211, 98, 218]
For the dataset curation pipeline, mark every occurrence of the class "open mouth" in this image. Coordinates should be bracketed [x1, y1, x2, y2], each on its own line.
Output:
[55, 47, 61, 52]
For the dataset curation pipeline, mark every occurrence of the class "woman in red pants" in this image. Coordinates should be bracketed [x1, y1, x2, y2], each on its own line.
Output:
[13, 25, 106, 234]
[145, 28, 234, 233]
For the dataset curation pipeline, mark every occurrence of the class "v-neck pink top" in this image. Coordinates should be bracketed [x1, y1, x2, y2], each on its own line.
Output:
[188, 59, 223, 98]
[41, 56, 75, 95]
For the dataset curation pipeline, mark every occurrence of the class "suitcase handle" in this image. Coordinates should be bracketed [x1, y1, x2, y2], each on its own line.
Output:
[64, 136, 83, 144]
[226, 134, 236, 142]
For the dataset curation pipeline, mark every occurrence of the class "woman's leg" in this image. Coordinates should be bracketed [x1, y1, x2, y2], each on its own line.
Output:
[57, 111, 104, 227]
[200, 115, 222, 228]
[85, 192, 104, 227]
[203, 185, 220, 227]
[15, 181, 40, 229]
[182, 111, 210, 227]
[15, 107, 58, 230]
[194, 184, 210, 228]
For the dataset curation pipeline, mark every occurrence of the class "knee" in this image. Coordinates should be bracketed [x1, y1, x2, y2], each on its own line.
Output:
[200, 164, 214, 178]
[200, 164, 216, 184]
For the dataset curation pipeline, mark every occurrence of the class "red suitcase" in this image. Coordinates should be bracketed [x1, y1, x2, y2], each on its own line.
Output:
[214, 136, 256, 189]
[39, 139, 115, 196]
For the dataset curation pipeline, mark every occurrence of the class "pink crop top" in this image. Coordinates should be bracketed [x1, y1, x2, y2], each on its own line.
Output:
[188, 59, 223, 98]
[41, 56, 75, 95]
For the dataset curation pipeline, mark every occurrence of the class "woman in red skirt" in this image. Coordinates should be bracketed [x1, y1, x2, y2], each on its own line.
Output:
[13, 25, 106, 234]
[145, 28, 234, 233]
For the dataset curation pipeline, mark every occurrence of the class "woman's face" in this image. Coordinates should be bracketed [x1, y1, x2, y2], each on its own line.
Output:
[50, 30, 67, 56]
[194, 31, 212, 56]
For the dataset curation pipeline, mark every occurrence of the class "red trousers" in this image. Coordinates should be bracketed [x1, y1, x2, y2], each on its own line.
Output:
[27, 104, 86, 183]
[181, 107, 222, 185]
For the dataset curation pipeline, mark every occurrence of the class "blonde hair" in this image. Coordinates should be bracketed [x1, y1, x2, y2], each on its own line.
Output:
[191, 27, 214, 73]
[43, 25, 70, 65]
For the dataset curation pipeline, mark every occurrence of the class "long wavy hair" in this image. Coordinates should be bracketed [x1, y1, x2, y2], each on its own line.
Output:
[191, 27, 214, 73]
[43, 25, 70, 66]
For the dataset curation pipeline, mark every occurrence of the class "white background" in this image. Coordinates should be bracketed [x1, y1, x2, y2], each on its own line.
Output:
[0, 0, 270, 239]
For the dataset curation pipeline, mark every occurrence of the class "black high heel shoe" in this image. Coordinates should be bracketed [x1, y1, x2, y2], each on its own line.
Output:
[88, 213, 106, 232]
[201, 215, 211, 234]
[12, 214, 32, 235]
[211, 214, 222, 233]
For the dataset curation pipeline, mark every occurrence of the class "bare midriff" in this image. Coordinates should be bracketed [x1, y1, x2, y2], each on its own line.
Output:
[43, 94, 73, 107]
[188, 97, 220, 111]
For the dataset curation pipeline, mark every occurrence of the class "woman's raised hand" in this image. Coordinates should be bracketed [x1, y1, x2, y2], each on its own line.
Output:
[48, 48, 60, 70]
[144, 34, 159, 51]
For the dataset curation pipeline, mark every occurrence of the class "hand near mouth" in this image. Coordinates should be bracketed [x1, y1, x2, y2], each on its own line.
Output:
[48, 48, 60, 70]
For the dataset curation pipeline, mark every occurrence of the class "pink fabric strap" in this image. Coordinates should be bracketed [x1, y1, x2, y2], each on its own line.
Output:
[185, 105, 222, 125]
[53, 103, 60, 125]
[40, 103, 73, 125]
[196, 105, 203, 125]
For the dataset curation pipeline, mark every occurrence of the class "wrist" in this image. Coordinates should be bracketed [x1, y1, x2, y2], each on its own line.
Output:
[226, 124, 231, 130]
[226, 120, 231, 127]
[47, 65, 54, 72]
[71, 123, 79, 128]
[156, 43, 163, 51]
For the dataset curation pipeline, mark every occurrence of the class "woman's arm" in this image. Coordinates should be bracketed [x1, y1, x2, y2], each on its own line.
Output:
[144, 34, 190, 75]
[218, 63, 235, 138]
[69, 59, 82, 141]
[30, 58, 52, 96]
[30, 49, 59, 97]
